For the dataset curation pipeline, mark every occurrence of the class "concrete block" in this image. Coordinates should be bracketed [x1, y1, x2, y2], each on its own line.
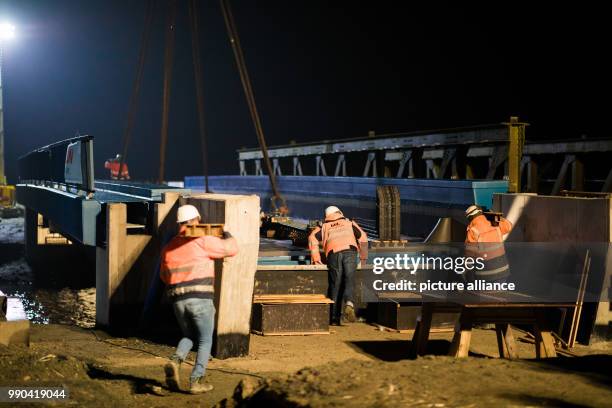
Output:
[0, 320, 30, 347]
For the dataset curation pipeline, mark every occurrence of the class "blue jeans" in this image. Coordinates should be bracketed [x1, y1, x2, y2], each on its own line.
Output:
[327, 250, 358, 322]
[171, 297, 215, 381]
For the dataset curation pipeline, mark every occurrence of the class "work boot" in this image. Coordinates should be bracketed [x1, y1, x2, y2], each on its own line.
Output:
[189, 377, 214, 394]
[164, 357, 181, 391]
[343, 303, 356, 323]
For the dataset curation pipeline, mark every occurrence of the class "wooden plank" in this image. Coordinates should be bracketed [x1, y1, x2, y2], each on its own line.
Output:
[535, 330, 558, 358]
[257, 264, 329, 271]
[253, 294, 334, 304]
[449, 329, 472, 358]
[254, 269, 328, 295]
[568, 251, 591, 347]
[184, 223, 224, 238]
[534, 311, 558, 358]
[414, 303, 434, 356]
[449, 309, 473, 358]
[251, 330, 330, 336]
[374, 324, 454, 334]
[495, 324, 518, 359]
[95, 203, 124, 326]
[255, 294, 330, 299]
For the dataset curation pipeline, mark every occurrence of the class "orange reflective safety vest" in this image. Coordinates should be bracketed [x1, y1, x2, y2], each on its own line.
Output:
[104, 160, 130, 179]
[308, 213, 368, 263]
[465, 215, 512, 280]
[160, 231, 238, 301]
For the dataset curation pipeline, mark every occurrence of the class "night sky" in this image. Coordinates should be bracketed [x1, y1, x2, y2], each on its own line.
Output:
[0, 1, 605, 183]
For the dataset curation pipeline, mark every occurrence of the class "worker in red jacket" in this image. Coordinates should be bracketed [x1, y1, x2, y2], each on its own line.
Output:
[465, 205, 513, 282]
[160, 204, 238, 394]
[104, 154, 130, 180]
[308, 206, 368, 325]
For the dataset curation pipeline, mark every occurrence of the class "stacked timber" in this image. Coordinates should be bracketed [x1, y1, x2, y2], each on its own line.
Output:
[251, 294, 333, 335]
[252, 264, 333, 335]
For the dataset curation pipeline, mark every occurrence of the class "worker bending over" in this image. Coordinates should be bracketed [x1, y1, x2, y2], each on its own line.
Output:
[308, 206, 368, 325]
[160, 204, 238, 394]
[464, 205, 512, 283]
[104, 154, 130, 180]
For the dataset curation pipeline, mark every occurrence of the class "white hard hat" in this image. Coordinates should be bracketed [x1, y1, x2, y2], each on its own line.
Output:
[177, 205, 201, 223]
[325, 206, 342, 217]
[465, 205, 482, 218]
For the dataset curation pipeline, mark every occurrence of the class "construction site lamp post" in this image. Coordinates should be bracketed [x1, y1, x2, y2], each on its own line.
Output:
[0, 22, 16, 185]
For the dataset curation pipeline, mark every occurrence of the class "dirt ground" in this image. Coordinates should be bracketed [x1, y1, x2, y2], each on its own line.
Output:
[2, 217, 611, 407]
[1, 323, 611, 407]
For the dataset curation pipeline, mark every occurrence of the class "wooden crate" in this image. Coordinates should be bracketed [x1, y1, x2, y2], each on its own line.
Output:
[251, 294, 332, 335]
[184, 223, 224, 238]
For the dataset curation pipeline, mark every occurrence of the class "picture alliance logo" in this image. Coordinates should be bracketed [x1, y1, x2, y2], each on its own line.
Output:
[371, 254, 487, 275]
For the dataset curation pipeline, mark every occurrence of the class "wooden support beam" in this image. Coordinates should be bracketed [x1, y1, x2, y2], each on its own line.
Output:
[449, 309, 473, 358]
[96, 203, 152, 326]
[95, 193, 180, 327]
[414, 303, 434, 356]
[495, 324, 518, 359]
[186, 193, 260, 359]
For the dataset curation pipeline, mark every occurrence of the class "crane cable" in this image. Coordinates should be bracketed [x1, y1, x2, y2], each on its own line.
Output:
[219, 0, 287, 213]
[158, 0, 178, 183]
[118, 0, 155, 181]
[188, 0, 210, 193]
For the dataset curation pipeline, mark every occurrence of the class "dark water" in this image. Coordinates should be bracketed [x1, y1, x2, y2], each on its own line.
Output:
[0, 218, 96, 328]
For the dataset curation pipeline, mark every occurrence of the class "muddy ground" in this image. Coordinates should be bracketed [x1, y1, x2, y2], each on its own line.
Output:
[1, 323, 611, 407]
[2, 216, 612, 407]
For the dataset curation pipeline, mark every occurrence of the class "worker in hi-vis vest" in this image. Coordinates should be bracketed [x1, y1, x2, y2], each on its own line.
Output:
[308, 206, 368, 325]
[104, 154, 130, 180]
[464, 205, 513, 283]
[160, 205, 238, 394]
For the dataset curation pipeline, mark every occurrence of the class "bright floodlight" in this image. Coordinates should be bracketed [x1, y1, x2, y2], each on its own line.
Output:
[0, 23, 15, 40]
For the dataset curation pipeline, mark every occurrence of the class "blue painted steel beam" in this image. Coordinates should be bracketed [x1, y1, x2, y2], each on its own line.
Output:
[186, 175, 507, 238]
[185, 176, 507, 210]
[16, 181, 191, 247]
[16, 184, 101, 246]
[94, 181, 190, 201]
